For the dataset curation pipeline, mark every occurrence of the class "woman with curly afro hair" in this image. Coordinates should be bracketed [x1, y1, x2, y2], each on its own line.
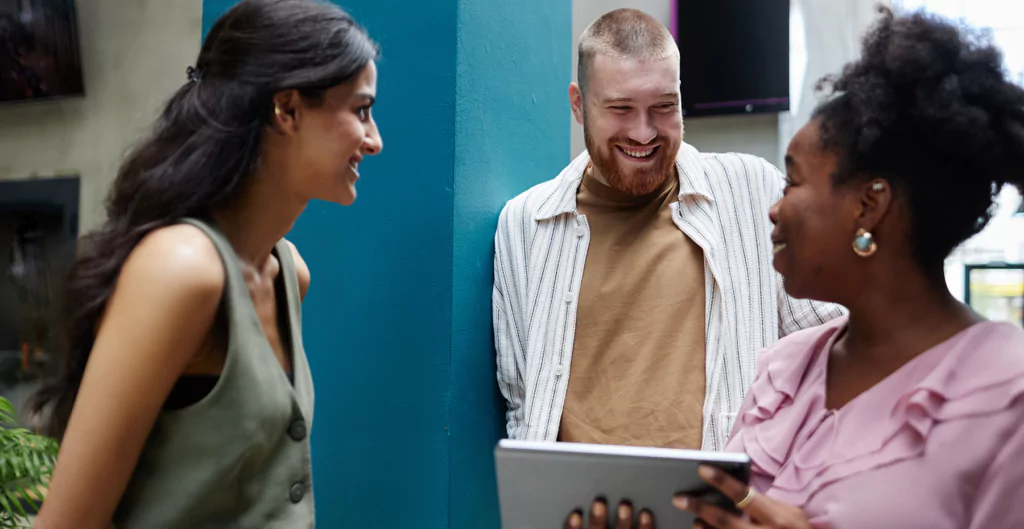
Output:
[667, 6, 1024, 529]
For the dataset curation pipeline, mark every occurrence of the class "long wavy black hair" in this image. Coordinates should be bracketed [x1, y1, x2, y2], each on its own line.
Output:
[32, 0, 378, 438]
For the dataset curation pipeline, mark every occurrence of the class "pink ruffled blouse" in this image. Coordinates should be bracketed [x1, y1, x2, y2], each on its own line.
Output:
[725, 315, 1024, 529]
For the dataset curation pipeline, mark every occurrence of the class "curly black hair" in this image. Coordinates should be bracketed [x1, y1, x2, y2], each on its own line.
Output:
[812, 6, 1024, 268]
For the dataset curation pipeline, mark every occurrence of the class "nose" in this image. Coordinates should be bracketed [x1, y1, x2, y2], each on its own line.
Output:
[628, 111, 657, 145]
[768, 198, 781, 225]
[362, 120, 383, 156]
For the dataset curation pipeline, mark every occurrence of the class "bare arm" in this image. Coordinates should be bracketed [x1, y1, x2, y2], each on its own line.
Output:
[33, 225, 224, 529]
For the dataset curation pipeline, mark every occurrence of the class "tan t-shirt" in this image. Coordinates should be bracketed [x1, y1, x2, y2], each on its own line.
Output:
[558, 166, 707, 449]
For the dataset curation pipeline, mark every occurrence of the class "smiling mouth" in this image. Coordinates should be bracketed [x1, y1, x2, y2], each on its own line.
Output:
[348, 159, 360, 176]
[617, 145, 658, 159]
[773, 242, 787, 254]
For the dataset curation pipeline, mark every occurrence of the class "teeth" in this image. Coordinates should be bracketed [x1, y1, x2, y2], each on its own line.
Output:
[349, 161, 359, 172]
[773, 243, 787, 254]
[622, 147, 655, 158]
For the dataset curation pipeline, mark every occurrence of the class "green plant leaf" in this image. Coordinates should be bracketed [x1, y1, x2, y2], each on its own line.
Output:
[0, 399, 14, 426]
[0, 397, 56, 527]
[21, 484, 41, 512]
[0, 486, 28, 523]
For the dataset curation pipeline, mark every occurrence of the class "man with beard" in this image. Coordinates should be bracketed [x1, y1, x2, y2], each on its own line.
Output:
[492, 8, 843, 452]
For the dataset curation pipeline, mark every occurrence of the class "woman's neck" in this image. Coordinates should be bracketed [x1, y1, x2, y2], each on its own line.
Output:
[839, 266, 980, 365]
[211, 165, 307, 268]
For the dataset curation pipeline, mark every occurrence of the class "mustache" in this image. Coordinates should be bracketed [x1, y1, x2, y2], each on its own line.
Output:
[609, 138, 662, 146]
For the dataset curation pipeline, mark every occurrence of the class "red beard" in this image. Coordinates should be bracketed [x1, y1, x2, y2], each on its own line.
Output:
[583, 119, 680, 196]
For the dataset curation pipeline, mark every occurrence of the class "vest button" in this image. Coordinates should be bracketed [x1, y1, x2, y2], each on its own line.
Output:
[290, 482, 305, 503]
[288, 419, 307, 441]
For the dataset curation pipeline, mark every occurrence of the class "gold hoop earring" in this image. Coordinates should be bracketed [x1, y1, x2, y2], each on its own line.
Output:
[852, 228, 877, 258]
[274, 106, 283, 118]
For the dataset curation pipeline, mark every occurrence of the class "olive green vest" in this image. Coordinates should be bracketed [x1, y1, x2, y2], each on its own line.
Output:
[113, 218, 315, 528]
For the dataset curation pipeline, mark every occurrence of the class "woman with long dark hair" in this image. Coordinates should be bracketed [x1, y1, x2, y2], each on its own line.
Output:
[31, 1, 381, 527]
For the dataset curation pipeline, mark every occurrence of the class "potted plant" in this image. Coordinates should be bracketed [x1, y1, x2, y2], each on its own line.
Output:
[0, 396, 58, 528]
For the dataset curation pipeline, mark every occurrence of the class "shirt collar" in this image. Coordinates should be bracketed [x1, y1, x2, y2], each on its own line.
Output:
[533, 141, 715, 221]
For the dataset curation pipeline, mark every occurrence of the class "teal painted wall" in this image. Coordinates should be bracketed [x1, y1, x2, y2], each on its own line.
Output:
[450, 0, 572, 526]
[201, 1, 570, 527]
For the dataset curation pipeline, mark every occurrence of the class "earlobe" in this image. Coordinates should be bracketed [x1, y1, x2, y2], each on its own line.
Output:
[569, 83, 584, 125]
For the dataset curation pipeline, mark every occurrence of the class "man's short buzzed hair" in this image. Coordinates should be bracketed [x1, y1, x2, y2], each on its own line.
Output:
[577, 8, 679, 98]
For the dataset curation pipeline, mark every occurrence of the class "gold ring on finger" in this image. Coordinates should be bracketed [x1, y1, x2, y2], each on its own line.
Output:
[735, 486, 758, 510]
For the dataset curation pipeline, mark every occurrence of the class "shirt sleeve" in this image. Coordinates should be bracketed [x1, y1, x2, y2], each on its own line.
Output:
[968, 412, 1024, 529]
[493, 203, 528, 439]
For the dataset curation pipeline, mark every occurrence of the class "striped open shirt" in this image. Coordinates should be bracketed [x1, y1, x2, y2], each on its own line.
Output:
[492, 142, 845, 451]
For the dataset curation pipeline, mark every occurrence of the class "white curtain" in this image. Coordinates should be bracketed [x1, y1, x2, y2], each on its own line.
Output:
[777, 0, 889, 163]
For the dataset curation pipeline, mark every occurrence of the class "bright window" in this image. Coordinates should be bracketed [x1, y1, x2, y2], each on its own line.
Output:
[896, 1, 1024, 306]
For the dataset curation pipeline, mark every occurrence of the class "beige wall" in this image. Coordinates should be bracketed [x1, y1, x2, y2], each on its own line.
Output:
[571, 0, 783, 167]
[0, 0, 203, 232]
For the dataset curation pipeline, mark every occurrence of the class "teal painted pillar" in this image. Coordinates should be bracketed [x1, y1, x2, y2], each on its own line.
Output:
[202, 1, 570, 528]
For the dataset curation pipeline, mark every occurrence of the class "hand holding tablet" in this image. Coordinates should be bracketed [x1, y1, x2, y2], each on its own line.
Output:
[495, 440, 752, 529]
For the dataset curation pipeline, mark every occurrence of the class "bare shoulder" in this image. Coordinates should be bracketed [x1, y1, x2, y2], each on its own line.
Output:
[116, 224, 225, 308]
[284, 239, 311, 301]
[79, 224, 227, 404]
[36, 226, 229, 529]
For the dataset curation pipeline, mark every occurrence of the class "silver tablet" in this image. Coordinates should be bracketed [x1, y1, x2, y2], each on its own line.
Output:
[495, 439, 751, 529]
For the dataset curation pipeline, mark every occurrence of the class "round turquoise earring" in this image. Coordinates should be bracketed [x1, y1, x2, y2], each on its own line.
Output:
[853, 228, 877, 257]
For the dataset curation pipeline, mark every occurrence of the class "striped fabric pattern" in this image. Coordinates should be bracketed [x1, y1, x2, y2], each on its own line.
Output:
[492, 142, 846, 451]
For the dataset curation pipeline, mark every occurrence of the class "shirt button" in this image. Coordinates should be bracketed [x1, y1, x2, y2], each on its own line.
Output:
[288, 419, 307, 441]
[575, 227, 585, 237]
[564, 291, 573, 303]
[554, 365, 565, 377]
[290, 482, 305, 503]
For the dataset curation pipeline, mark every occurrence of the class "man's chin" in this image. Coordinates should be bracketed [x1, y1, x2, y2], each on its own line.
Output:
[607, 170, 668, 196]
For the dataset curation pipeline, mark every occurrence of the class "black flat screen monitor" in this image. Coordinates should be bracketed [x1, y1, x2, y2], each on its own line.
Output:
[675, 0, 789, 118]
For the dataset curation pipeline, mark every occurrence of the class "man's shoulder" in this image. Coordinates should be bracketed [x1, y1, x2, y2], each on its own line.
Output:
[498, 153, 588, 228]
[501, 177, 565, 220]
[696, 150, 783, 180]
[686, 149, 785, 203]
